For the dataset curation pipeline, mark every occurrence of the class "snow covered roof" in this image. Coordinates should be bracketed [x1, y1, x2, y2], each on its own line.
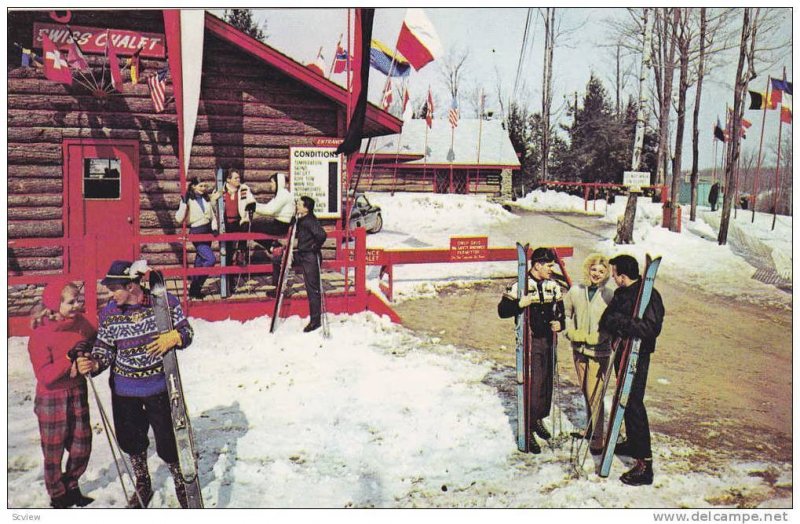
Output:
[362, 119, 521, 168]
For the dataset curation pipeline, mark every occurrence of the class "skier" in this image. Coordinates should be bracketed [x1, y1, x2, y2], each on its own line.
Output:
[498, 247, 565, 453]
[294, 196, 327, 333]
[708, 182, 720, 212]
[76, 260, 194, 507]
[175, 177, 219, 299]
[599, 254, 664, 486]
[28, 279, 96, 508]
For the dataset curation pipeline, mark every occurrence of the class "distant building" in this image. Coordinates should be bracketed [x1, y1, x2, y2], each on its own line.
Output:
[357, 119, 519, 198]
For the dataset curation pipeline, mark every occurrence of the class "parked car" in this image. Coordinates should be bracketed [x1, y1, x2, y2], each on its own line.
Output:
[348, 193, 383, 234]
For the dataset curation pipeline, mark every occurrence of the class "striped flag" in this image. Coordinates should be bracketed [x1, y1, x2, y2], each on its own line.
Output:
[395, 9, 443, 71]
[147, 67, 168, 113]
[382, 79, 393, 110]
[333, 44, 348, 74]
[425, 87, 434, 128]
[448, 96, 459, 128]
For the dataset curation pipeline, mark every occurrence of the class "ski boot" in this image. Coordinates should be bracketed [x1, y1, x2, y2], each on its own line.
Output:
[527, 435, 542, 454]
[168, 462, 189, 509]
[620, 458, 654, 486]
[127, 452, 154, 508]
[532, 419, 551, 440]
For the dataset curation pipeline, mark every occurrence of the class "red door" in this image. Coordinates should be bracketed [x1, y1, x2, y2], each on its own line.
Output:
[66, 141, 139, 274]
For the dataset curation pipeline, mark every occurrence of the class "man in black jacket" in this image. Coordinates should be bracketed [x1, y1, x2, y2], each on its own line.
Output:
[295, 196, 327, 333]
[498, 247, 565, 454]
[599, 254, 665, 486]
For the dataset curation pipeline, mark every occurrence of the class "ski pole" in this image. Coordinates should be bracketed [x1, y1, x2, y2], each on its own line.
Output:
[86, 375, 146, 508]
[317, 253, 330, 339]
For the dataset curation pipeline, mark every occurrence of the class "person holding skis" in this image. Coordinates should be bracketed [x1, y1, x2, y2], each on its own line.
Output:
[294, 196, 327, 333]
[599, 254, 664, 486]
[175, 177, 219, 299]
[498, 247, 565, 453]
[28, 279, 96, 508]
[563, 254, 614, 455]
[76, 260, 194, 508]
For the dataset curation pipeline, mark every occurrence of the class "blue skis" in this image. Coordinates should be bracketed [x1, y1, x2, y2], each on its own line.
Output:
[515, 243, 529, 452]
[599, 254, 662, 477]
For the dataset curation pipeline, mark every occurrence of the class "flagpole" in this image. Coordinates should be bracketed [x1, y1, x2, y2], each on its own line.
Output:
[750, 75, 771, 222]
[65, 28, 100, 91]
[449, 127, 455, 193]
[711, 136, 717, 184]
[329, 33, 343, 78]
[771, 67, 788, 230]
[476, 89, 484, 194]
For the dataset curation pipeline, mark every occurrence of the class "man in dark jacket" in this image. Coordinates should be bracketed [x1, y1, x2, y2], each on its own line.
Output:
[708, 182, 720, 212]
[295, 196, 327, 333]
[498, 247, 565, 454]
[599, 254, 665, 486]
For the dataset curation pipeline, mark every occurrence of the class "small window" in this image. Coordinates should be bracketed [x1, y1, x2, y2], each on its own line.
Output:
[83, 158, 121, 199]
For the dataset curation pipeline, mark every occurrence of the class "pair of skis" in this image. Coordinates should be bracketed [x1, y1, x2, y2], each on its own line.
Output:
[515, 243, 530, 451]
[149, 271, 204, 508]
[269, 217, 298, 333]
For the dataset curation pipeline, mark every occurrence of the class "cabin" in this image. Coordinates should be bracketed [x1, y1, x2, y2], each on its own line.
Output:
[7, 10, 401, 334]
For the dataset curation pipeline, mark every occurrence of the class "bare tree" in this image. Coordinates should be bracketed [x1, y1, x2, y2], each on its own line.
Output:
[438, 46, 470, 102]
[652, 8, 680, 188]
[668, 8, 690, 232]
[688, 8, 707, 222]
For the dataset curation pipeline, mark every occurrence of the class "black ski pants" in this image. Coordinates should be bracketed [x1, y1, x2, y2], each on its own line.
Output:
[615, 350, 652, 459]
[529, 335, 554, 421]
[297, 251, 322, 325]
[112, 390, 179, 464]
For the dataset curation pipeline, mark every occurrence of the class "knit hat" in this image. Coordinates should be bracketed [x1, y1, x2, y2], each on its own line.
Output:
[101, 260, 140, 286]
[42, 278, 72, 311]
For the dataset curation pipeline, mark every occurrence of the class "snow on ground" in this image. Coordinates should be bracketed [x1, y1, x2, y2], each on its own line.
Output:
[7, 314, 791, 509]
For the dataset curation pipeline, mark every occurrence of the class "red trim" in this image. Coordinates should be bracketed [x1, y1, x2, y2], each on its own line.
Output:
[204, 12, 402, 137]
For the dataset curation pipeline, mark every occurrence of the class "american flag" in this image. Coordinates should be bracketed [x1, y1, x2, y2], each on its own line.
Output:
[147, 67, 168, 113]
[448, 96, 459, 128]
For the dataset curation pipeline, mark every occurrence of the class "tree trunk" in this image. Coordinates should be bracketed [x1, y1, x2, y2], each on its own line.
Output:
[541, 8, 555, 183]
[689, 8, 707, 222]
[670, 9, 689, 232]
[656, 8, 679, 187]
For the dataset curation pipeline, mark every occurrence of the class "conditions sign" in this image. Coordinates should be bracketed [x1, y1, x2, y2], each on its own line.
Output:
[289, 147, 342, 219]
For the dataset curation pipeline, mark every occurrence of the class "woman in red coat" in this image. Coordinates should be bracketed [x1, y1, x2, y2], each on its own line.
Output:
[28, 279, 96, 508]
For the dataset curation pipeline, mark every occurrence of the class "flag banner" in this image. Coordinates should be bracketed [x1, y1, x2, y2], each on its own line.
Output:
[402, 86, 413, 121]
[21, 47, 43, 68]
[382, 79, 393, 110]
[42, 34, 72, 85]
[425, 88, 434, 128]
[741, 117, 752, 129]
[772, 78, 793, 96]
[748, 90, 777, 110]
[333, 44, 348, 74]
[713, 119, 726, 142]
[448, 96, 459, 128]
[396, 8, 443, 71]
[780, 105, 792, 124]
[147, 67, 168, 113]
[771, 89, 782, 107]
[66, 40, 89, 72]
[369, 39, 411, 77]
[335, 8, 375, 156]
[128, 46, 143, 84]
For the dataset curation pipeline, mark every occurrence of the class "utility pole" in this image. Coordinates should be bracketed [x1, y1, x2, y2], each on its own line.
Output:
[541, 8, 555, 183]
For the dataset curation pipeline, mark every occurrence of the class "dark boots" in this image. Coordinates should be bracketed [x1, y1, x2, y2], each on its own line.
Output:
[66, 487, 94, 507]
[620, 458, 654, 486]
[168, 462, 189, 509]
[127, 452, 154, 508]
[532, 419, 551, 440]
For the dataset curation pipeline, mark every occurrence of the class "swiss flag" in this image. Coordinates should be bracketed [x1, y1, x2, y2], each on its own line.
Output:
[42, 34, 72, 85]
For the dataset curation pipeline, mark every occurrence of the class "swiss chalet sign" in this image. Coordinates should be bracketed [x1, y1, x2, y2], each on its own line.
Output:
[33, 22, 166, 58]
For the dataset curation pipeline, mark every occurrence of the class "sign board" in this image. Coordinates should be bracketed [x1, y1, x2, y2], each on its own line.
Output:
[33, 23, 166, 58]
[365, 249, 385, 265]
[449, 236, 488, 262]
[312, 137, 344, 147]
[289, 147, 342, 219]
[623, 171, 650, 192]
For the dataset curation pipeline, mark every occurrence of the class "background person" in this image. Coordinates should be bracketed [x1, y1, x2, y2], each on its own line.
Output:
[175, 177, 219, 299]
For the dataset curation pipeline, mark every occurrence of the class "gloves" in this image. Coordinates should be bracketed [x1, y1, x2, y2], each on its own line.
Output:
[244, 202, 256, 214]
[67, 339, 94, 362]
[146, 330, 182, 356]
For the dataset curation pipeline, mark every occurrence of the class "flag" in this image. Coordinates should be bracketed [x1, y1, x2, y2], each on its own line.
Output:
[369, 39, 411, 77]
[382, 79, 393, 110]
[401, 85, 413, 121]
[21, 47, 43, 68]
[780, 105, 792, 124]
[395, 8, 443, 71]
[772, 78, 793, 96]
[333, 44, 348, 74]
[748, 90, 776, 110]
[147, 67, 168, 113]
[713, 118, 726, 142]
[448, 96, 459, 128]
[425, 87, 434, 128]
[128, 46, 143, 84]
[42, 34, 72, 85]
[105, 31, 123, 92]
[335, 8, 375, 156]
[741, 117, 752, 129]
[66, 39, 89, 72]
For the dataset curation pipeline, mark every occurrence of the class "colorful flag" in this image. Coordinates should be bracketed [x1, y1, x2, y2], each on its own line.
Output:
[369, 39, 411, 77]
[448, 96, 459, 128]
[425, 87, 434, 128]
[128, 46, 143, 84]
[42, 34, 72, 85]
[713, 118, 726, 142]
[66, 39, 89, 72]
[748, 90, 776, 110]
[772, 78, 793, 96]
[780, 105, 792, 124]
[21, 47, 43, 68]
[395, 8, 443, 71]
[401, 85, 413, 121]
[147, 67, 168, 113]
[333, 44, 348, 74]
[104, 31, 123, 92]
[382, 79, 393, 110]
[741, 117, 752, 129]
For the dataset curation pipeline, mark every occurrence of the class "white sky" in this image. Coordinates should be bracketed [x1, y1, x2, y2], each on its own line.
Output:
[209, 7, 793, 172]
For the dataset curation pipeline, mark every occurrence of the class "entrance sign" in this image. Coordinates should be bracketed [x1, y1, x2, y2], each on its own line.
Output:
[623, 171, 650, 192]
[450, 236, 488, 262]
[33, 23, 166, 58]
[290, 147, 342, 219]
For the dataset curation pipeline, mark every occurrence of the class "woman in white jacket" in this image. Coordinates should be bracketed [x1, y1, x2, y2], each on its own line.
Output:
[248, 173, 295, 288]
[563, 253, 614, 453]
[175, 177, 219, 299]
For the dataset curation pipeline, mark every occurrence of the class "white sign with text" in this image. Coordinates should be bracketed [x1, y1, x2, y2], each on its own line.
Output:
[289, 147, 342, 219]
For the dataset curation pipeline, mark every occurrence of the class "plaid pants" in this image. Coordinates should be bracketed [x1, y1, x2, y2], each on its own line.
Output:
[34, 385, 92, 498]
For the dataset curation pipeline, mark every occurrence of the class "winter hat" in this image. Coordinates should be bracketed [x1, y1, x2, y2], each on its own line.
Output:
[101, 260, 145, 286]
[42, 278, 73, 311]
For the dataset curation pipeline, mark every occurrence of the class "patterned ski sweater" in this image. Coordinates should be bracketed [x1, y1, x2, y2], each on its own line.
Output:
[91, 291, 193, 397]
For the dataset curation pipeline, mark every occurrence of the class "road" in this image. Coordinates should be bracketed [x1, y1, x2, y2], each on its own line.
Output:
[395, 210, 793, 467]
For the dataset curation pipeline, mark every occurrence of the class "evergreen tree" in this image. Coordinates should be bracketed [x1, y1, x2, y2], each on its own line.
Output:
[224, 9, 267, 42]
